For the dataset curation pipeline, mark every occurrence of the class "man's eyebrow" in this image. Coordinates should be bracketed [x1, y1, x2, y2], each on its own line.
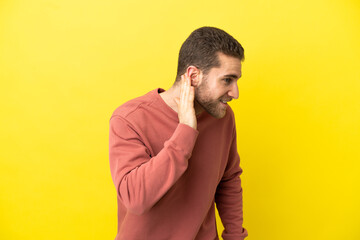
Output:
[222, 74, 241, 79]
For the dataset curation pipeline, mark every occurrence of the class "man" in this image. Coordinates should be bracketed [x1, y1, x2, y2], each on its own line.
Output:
[109, 26, 248, 240]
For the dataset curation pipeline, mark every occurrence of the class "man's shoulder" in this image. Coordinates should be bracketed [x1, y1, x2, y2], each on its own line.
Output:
[110, 89, 159, 120]
[225, 104, 236, 123]
[223, 105, 237, 135]
[226, 104, 235, 117]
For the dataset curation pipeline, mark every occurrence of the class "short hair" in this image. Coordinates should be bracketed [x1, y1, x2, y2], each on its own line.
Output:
[175, 26, 245, 81]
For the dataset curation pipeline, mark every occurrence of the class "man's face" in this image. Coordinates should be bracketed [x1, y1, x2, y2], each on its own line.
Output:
[195, 52, 242, 119]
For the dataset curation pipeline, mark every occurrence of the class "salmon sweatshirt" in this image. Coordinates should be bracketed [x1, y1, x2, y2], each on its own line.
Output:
[109, 88, 248, 240]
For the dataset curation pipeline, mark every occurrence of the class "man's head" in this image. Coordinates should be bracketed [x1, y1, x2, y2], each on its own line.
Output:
[176, 27, 245, 119]
[176, 26, 244, 82]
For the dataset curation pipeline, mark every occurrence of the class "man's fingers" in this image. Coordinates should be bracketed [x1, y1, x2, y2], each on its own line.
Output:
[179, 73, 194, 107]
[183, 73, 190, 98]
[189, 86, 195, 102]
[178, 73, 197, 129]
[181, 74, 187, 103]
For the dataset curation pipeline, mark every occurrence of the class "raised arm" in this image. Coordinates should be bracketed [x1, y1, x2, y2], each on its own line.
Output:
[109, 74, 198, 215]
[109, 117, 198, 215]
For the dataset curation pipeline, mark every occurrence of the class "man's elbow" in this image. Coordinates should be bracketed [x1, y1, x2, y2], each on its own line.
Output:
[118, 182, 152, 216]
[126, 204, 150, 216]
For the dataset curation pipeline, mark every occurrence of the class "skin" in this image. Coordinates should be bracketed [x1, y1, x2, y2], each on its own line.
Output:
[160, 52, 242, 129]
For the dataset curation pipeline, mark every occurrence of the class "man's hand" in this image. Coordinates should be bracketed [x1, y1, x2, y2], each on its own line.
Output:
[175, 74, 197, 130]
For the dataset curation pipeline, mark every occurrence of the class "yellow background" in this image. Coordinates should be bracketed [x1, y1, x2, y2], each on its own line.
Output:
[1, 0, 359, 239]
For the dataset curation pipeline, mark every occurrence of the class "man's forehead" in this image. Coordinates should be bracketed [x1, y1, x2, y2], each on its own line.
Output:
[216, 54, 242, 74]
[211, 63, 242, 78]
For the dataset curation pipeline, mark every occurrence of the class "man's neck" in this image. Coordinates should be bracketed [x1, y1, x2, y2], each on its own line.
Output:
[159, 83, 204, 116]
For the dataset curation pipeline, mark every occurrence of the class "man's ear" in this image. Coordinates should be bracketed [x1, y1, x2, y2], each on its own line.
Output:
[186, 66, 203, 87]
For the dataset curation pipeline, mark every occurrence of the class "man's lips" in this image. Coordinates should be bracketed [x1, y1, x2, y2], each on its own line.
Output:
[220, 99, 232, 104]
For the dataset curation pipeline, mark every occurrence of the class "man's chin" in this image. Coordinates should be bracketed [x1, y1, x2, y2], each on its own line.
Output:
[208, 108, 227, 119]
[196, 100, 227, 119]
[215, 112, 226, 119]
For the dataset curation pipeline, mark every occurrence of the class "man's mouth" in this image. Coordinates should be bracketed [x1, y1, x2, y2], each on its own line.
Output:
[220, 99, 232, 104]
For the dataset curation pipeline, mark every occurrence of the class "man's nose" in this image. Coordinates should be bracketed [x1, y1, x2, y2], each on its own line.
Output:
[228, 83, 239, 99]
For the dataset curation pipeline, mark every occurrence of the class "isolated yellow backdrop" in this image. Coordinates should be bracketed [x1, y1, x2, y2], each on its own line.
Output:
[1, 0, 359, 239]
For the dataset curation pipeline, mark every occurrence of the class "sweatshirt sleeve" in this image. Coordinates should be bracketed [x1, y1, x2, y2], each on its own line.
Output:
[215, 126, 248, 240]
[109, 115, 199, 215]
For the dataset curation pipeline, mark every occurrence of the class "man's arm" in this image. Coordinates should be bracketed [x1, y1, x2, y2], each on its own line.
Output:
[215, 126, 248, 240]
[109, 74, 197, 215]
[109, 117, 197, 215]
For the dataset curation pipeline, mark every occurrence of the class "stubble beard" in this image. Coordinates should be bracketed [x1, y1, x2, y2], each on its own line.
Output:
[195, 80, 227, 119]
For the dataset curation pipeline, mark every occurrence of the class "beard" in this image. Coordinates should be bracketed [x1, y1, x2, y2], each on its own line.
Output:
[195, 78, 229, 119]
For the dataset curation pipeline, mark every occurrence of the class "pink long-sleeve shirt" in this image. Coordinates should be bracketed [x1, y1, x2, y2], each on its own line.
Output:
[109, 88, 248, 240]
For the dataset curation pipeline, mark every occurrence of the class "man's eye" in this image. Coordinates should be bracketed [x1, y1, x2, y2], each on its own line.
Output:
[224, 78, 232, 84]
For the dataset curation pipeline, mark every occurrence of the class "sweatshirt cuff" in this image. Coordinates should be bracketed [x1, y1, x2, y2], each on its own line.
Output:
[166, 123, 199, 159]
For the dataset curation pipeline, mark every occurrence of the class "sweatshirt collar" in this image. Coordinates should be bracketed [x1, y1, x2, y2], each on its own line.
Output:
[151, 88, 179, 121]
